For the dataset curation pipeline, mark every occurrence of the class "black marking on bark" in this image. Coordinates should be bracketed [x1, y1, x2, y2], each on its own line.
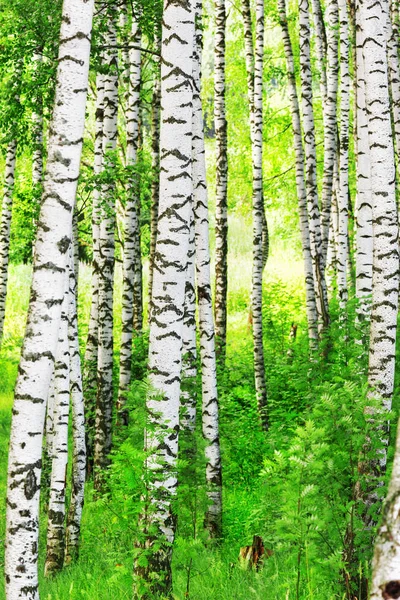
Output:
[383, 581, 400, 599]
[24, 469, 39, 500]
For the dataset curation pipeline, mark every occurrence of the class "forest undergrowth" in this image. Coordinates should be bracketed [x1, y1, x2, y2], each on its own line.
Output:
[0, 220, 397, 600]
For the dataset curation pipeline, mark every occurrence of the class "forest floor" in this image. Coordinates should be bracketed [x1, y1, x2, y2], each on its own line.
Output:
[0, 217, 368, 599]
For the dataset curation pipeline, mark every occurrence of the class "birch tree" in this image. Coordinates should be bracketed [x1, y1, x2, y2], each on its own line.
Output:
[65, 254, 86, 564]
[148, 28, 162, 316]
[193, 0, 223, 537]
[278, 0, 318, 345]
[354, 3, 372, 322]
[5, 0, 93, 596]
[298, 0, 329, 332]
[359, 0, 399, 514]
[214, 0, 228, 359]
[386, 0, 400, 158]
[337, 0, 350, 308]
[242, 0, 268, 427]
[321, 0, 339, 264]
[134, 0, 194, 592]
[94, 8, 119, 486]
[44, 280, 70, 576]
[0, 139, 17, 346]
[32, 50, 44, 190]
[84, 69, 104, 473]
[118, 15, 142, 421]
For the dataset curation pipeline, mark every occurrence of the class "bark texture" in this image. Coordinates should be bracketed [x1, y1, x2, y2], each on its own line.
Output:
[134, 0, 194, 594]
[278, 0, 318, 345]
[0, 139, 17, 346]
[118, 16, 142, 420]
[5, 1, 93, 596]
[214, 0, 228, 360]
[94, 10, 119, 488]
[192, 0, 223, 538]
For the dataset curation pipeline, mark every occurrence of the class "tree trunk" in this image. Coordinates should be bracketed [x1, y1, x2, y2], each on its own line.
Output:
[251, 0, 268, 429]
[32, 50, 44, 189]
[133, 1, 194, 594]
[118, 16, 142, 422]
[192, 0, 223, 538]
[214, 0, 228, 361]
[387, 0, 400, 159]
[65, 252, 86, 564]
[0, 139, 17, 346]
[148, 29, 162, 321]
[370, 418, 400, 599]
[180, 209, 197, 435]
[44, 277, 70, 577]
[84, 70, 104, 477]
[94, 9, 119, 489]
[4, 1, 93, 596]
[355, 3, 372, 323]
[361, 0, 399, 516]
[320, 0, 339, 264]
[278, 0, 319, 345]
[337, 0, 350, 308]
[299, 0, 330, 333]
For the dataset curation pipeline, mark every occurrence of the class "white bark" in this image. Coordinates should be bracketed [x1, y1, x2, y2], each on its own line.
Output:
[363, 0, 399, 410]
[84, 70, 104, 473]
[299, 0, 330, 332]
[135, 0, 194, 590]
[44, 278, 70, 577]
[387, 0, 400, 159]
[180, 209, 197, 434]
[192, 0, 223, 538]
[355, 8, 372, 321]
[358, 0, 399, 527]
[148, 30, 162, 319]
[278, 0, 318, 344]
[214, 0, 228, 358]
[337, 0, 350, 308]
[370, 419, 400, 599]
[0, 139, 17, 346]
[118, 16, 142, 418]
[32, 51, 44, 189]
[65, 254, 86, 564]
[5, 1, 93, 596]
[251, 0, 268, 427]
[321, 0, 339, 263]
[94, 10, 119, 486]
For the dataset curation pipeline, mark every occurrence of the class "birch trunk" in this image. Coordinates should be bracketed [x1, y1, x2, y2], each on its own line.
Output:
[370, 419, 400, 599]
[299, 0, 330, 332]
[148, 30, 162, 320]
[337, 0, 350, 308]
[84, 70, 104, 475]
[214, 0, 228, 360]
[278, 0, 318, 344]
[321, 0, 339, 264]
[5, 2, 93, 597]
[44, 280, 70, 577]
[251, 0, 268, 428]
[134, 0, 194, 592]
[192, 0, 223, 538]
[118, 17, 142, 421]
[32, 51, 44, 189]
[360, 0, 399, 514]
[94, 11, 119, 487]
[65, 255, 86, 564]
[180, 211, 197, 435]
[355, 8, 372, 322]
[0, 139, 17, 346]
[387, 0, 400, 158]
